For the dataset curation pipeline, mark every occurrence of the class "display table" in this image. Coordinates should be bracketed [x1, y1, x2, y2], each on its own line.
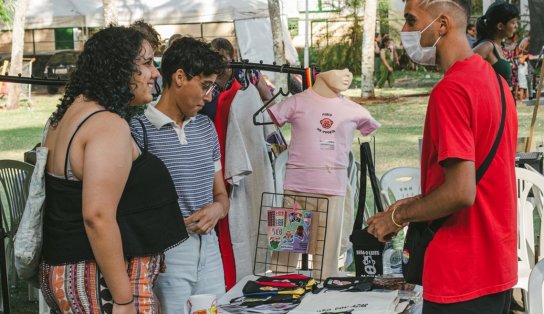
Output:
[218, 275, 422, 314]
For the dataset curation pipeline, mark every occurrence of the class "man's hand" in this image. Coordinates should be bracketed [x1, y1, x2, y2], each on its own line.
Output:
[184, 202, 224, 234]
[366, 195, 419, 242]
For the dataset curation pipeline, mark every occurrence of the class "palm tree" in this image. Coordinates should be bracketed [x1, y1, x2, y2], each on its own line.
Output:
[361, 0, 378, 99]
[268, 0, 287, 90]
[103, 0, 118, 25]
[6, 0, 29, 110]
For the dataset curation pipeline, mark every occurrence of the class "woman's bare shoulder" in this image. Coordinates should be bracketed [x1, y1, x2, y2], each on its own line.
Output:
[472, 41, 494, 57]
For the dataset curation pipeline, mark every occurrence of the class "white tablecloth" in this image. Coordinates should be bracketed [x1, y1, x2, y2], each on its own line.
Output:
[218, 274, 422, 314]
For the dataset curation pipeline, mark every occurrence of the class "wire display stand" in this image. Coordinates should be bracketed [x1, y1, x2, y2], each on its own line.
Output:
[254, 192, 329, 282]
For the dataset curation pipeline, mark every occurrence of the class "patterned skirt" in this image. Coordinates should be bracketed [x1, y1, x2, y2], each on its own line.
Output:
[39, 255, 164, 314]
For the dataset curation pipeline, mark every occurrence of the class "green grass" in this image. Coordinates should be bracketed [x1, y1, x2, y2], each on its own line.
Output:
[0, 95, 58, 161]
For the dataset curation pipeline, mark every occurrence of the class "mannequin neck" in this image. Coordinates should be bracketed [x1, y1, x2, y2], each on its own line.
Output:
[311, 76, 342, 98]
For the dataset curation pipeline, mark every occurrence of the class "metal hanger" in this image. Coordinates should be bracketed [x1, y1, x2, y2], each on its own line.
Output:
[253, 86, 290, 126]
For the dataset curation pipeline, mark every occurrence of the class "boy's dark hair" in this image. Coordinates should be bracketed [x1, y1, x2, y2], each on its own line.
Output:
[466, 23, 475, 32]
[50, 26, 146, 125]
[161, 36, 227, 88]
[130, 19, 161, 50]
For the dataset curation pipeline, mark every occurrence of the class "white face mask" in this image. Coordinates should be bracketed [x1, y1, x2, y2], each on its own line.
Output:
[400, 16, 442, 66]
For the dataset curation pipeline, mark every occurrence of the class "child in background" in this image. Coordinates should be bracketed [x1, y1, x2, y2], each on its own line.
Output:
[517, 54, 529, 100]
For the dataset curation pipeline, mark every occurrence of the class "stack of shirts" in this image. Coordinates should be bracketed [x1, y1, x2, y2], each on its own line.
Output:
[220, 274, 315, 314]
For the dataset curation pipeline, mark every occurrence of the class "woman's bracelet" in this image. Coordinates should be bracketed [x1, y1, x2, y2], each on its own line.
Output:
[113, 295, 134, 306]
[391, 205, 404, 228]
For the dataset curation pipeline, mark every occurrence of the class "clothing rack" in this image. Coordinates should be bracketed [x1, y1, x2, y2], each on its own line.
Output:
[0, 74, 65, 86]
[0, 61, 317, 89]
[229, 60, 313, 90]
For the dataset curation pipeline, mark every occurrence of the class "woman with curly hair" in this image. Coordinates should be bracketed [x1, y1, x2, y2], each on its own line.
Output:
[39, 25, 188, 313]
[473, 1, 519, 85]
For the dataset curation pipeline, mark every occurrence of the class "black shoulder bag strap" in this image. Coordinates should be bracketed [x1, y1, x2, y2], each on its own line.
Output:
[352, 142, 385, 233]
[428, 72, 507, 233]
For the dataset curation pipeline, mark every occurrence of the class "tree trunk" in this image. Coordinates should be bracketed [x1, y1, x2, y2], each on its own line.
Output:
[268, 0, 287, 91]
[528, 0, 544, 55]
[361, 0, 377, 99]
[6, 0, 29, 110]
[103, 0, 118, 25]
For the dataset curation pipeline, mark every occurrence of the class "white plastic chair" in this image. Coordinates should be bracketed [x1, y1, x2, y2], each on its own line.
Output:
[528, 258, 544, 314]
[515, 167, 544, 302]
[379, 167, 420, 206]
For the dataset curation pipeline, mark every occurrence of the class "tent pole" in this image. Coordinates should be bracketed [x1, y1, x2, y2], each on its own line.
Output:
[303, 0, 309, 68]
[526, 56, 544, 152]
[32, 30, 36, 55]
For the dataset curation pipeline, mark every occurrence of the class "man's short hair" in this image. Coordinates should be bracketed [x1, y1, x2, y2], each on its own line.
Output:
[421, 0, 472, 22]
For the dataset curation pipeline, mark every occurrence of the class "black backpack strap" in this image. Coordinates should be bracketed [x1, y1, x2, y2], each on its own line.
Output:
[476, 73, 507, 181]
[429, 73, 507, 232]
[352, 142, 385, 233]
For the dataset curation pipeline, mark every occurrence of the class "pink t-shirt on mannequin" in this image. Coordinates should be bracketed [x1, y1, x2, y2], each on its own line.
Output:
[268, 69, 381, 196]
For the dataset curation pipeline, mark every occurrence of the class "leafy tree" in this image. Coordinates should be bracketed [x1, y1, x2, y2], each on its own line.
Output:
[0, 0, 14, 24]
[316, 0, 363, 74]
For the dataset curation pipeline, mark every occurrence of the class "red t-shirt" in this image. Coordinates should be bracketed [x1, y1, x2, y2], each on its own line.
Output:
[420, 54, 518, 303]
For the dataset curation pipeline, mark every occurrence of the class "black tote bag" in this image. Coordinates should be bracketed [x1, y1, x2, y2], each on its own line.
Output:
[350, 142, 386, 277]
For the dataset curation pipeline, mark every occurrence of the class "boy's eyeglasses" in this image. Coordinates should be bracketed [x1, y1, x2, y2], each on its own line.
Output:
[186, 72, 218, 96]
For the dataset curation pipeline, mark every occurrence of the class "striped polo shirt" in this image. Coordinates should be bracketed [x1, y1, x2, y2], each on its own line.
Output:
[130, 103, 221, 218]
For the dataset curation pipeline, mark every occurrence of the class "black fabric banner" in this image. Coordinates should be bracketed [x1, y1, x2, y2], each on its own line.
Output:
[528, 0, 544, 55]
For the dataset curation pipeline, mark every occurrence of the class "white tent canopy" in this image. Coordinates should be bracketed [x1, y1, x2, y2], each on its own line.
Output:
[4, 0, 300, 84]
[3, 0, 273, 30]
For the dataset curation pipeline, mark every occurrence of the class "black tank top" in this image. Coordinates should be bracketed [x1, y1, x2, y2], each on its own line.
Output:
[42, 111, 188, 264]
[489, 42, 512, 85]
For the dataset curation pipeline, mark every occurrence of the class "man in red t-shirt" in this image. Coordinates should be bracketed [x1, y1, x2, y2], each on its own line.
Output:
[367, 0, 518, 312]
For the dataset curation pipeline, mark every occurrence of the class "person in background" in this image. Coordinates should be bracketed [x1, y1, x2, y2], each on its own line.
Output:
[40, 25, 187, 313]
[377, 36, 395, 88]
[130, 19, 161, 51]
[473, 1, 519, 84]
[517, 54, 529, 100]
[200, 37, 272, 121]
[150, 33, 184, 99]
[130, 20, 163, 101]
[466, 23, 477, 47]
[213, 37, 272, 101]
[518, 35, 530, 55]
[503, 32, 520, 96]
[168, 33, 183, 47]
[130, 36, 229, 314]
[368, 0, 517, 312]
[386, 34, 401, 69]
[374, 33, 382, 85]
